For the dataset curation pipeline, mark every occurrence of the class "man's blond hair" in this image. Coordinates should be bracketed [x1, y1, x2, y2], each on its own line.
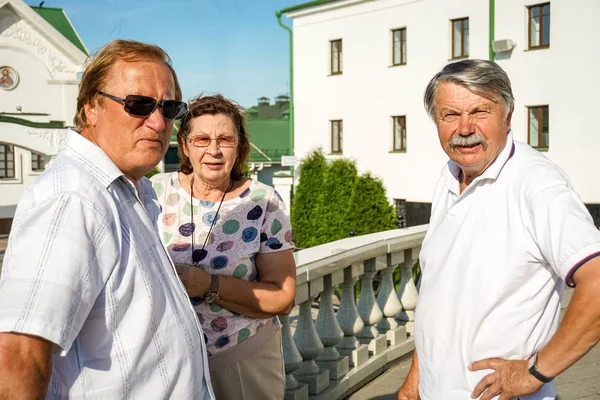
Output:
[74, 40, 182, 131]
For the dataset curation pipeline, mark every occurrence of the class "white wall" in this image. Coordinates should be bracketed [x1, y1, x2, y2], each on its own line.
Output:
[290, 0, 600, 204]
[0, 2, 82, 218]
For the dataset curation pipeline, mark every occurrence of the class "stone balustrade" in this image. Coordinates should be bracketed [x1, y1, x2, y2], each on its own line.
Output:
[281, 225, 427, 400]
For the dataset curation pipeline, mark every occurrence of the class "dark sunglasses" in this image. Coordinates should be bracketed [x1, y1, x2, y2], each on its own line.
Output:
[98, 91, 187, 120]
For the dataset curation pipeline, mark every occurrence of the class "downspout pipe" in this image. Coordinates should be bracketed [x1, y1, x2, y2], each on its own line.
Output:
[489, 0, 495, 61]
[275, 11, 295, 159]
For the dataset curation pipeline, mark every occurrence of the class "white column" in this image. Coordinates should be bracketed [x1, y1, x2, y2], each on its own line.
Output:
[336, 264, 369, 367]
[396, 247, 420, 335]
[293, 278, 330, 395]
[315, 272, 349, 380]
[280, 314, 308, 400]
[356, 256, 388, 355]
[377, 252, 406, 345]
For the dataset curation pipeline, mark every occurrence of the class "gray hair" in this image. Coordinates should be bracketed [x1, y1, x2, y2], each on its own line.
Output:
[423, 59, 515, 120]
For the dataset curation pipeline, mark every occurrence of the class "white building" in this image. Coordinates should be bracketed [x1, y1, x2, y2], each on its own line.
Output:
[284, 0, 600, 226]
[0, 0, 87, 234]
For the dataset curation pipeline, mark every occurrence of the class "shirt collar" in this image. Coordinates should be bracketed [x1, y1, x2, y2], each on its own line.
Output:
[65, 128, 125, 188]
[442, 129, 515, 192]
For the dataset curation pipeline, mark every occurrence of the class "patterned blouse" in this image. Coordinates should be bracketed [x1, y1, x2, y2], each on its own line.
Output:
[151, 172, 294, 355]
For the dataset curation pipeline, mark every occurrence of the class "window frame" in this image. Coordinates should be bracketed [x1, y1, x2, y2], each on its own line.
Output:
[31, 152, 45, 172]
[528, 3, 550, 50]
[451, 17, 469, 59]
[392, 116, 407, 151]
[330, 39, 343, 75]
[330, 120, 343, 154]
[0, 144, 16, 179]
[391, 28, 407, 66]
[527, 105, 549, 150]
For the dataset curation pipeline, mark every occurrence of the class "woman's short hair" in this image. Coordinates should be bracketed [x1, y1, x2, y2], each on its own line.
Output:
[177, 94, 250, 180]
[74, 39, 182, 131]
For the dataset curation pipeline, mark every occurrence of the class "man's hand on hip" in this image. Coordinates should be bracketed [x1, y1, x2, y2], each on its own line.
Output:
[468, 358, 543, 400]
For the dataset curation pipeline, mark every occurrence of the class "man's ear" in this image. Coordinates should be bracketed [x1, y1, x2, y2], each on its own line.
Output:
[506, 105, 514, 127]
[84, 100, 99, 127]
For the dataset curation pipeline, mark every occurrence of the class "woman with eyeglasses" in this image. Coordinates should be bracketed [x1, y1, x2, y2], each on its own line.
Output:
[150, 94, 296, 400]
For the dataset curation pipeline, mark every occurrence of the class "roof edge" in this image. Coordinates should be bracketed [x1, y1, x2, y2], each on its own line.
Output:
[279, 0, 340, 14]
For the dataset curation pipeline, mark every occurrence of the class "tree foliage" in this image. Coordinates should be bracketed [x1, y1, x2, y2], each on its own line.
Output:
[291, 148, 327, 248]
[292, 148, 398, 248]
[312, 158, 357, 246]
[348, 172, 397, 236]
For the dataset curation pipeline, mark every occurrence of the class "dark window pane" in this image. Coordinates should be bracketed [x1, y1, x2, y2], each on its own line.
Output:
[529, 108, 539, 147]
[542, 14, 550, 45]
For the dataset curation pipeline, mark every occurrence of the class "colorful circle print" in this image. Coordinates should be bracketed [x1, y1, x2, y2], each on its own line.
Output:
[242, 227, 258, 242]
[151, 173, 296, 355]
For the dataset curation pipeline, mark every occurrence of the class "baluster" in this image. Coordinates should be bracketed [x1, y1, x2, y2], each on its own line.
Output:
[396, 247, 420, 335]
[280, 314, 308, 400]
[376, 252, 407, 345]
[336, 264, 369, 368]
[357, 256, 388, 355]
[315, 272, 349, 380]
[293, 278, 330, 395]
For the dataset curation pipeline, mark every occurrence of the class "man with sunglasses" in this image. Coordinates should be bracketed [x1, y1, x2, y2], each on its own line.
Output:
[0, 40, 215, 399]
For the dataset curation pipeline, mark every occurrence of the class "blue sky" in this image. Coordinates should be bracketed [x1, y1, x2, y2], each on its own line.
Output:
[26, 0, 300, 107]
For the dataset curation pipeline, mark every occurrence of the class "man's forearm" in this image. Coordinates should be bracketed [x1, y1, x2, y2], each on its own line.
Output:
[536, 277, 600, 378]
[0, 333, 53, 400]
[406, 350, 419, 385]
[398, 350, 420, 399]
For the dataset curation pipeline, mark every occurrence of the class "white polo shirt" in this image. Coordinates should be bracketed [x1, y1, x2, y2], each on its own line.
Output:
[415, 130, 600, 400]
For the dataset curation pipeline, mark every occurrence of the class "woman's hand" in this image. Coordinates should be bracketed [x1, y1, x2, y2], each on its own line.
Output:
[174, 263, 211, 298]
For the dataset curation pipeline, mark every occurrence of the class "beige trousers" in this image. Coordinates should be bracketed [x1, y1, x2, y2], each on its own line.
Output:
[208, 320, 285, 400]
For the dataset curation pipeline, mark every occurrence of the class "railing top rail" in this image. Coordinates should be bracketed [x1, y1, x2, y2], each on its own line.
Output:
[294, 225, 428, 284]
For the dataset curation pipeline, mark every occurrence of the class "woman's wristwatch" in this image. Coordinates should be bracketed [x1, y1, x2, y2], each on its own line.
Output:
[205, 274, 220, 304]
[527, 353, 554, 383]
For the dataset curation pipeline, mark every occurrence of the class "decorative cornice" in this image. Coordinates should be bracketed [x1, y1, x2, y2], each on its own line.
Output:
[27, 129, 67, 151]
[0, 9, 78, 74]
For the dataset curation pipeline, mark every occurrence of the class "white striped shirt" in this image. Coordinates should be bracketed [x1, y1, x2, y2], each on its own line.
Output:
[0, 129, 214, 399]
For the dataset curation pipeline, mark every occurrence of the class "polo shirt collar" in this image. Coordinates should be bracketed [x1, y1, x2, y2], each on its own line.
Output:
[65, 128, 125, 188]
[442, 129, 515, 194]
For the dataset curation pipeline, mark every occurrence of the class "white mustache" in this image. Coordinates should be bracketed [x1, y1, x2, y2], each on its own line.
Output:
[449, 134, 488, 149]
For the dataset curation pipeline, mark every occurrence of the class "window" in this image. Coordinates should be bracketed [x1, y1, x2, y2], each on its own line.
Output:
[528, 106, 549, 149]
[0, 144, 15, 179]
[331, 120, 343, 153]
[31, 152, 45, 172]
[451, 18, 469, 59]
[528, 3, 550, 49]
[392, 116, 406, 151]
[330, 39, 342, 75]
[392, 28, 407, 66]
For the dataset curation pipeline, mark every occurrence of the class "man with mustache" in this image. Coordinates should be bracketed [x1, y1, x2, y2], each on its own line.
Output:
[398, 59, 600, 400]
[0, 40, 214, 399]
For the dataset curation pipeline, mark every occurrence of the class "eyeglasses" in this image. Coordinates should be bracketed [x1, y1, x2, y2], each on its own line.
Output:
[187, 135, 237, 148]
[98, 91, 188, 120]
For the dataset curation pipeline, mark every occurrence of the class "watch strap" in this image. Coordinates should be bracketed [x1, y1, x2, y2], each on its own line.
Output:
[205, 274, 220, 304]
[528, 353, 554, 383]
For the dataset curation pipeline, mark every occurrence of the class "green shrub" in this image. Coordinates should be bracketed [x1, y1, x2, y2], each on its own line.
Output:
[291, 148, 328, 248]
[348, 172, 397, 236]
[312, 158, 358, 246]
[292, 151, 398, 248]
